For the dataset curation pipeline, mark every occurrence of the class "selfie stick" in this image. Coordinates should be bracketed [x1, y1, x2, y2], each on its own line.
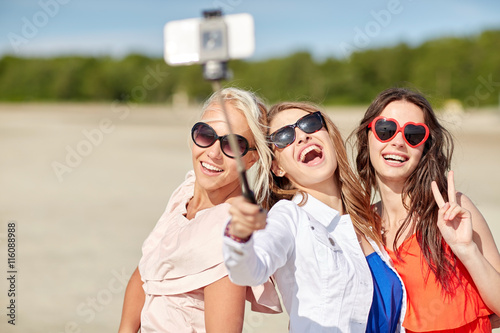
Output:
[212, 80, 257, 204]
[201, 10, 257, 204]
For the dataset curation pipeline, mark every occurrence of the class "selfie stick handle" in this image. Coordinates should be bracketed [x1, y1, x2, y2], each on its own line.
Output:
[212, 80, 257, 204]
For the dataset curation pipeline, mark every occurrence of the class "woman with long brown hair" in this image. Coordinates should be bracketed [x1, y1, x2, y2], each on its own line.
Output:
[223, 101, 406, 332]
[352, 87, 500, 332]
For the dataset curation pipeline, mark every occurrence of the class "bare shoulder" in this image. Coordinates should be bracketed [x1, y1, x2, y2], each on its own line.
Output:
[458, 192, 500, 265]
[456, 192, 476, 208]
[456, 192, 488, 229]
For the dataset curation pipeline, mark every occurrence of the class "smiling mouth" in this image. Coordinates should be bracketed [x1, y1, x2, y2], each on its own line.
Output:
[300, 145, 323, 163]
[201, 162, 223, 172]
[383, 154, 408, 163]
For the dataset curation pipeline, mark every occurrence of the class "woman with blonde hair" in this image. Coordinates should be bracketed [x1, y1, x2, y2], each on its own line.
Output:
[118, 87, 281, 333]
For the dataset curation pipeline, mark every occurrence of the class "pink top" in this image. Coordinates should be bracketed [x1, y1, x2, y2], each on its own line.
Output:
[138, 171, 282, 332]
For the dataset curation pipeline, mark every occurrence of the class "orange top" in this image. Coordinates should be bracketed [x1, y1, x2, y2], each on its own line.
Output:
[387, 234, 492, 332]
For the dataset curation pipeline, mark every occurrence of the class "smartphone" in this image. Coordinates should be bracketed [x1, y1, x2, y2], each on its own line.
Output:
[163, 13, 255, 66]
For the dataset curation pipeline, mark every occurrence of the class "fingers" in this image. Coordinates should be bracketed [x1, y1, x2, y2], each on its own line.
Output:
[447, 170, 456, 204]
[435, 202, 450, 230]
[443, 202, 464, 221]
[432, 170, 458, 208]
[228, 196, 267, 239]
[431, 180, 446, 208]
[444, 200, 472, 222]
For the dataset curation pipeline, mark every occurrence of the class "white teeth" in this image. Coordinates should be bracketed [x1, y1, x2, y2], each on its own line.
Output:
[300, 145, 321, 162]
[384, 154, 407, 162]
[202, 162, 222, 172]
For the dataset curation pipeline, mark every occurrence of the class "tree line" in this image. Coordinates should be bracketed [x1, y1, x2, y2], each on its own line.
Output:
[0, 29, 499, 107]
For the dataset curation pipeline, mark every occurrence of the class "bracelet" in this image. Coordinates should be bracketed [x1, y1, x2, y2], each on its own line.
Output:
[224, 222, 251, 243]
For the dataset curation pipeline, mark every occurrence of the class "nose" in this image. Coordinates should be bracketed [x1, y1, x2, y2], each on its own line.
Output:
[295, 128, 311, 145]
[390, 130, 406, 147]
[206, 140, 223, 159]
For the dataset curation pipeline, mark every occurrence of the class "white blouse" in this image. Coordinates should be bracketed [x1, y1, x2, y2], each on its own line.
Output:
[223, 193, 374, 332]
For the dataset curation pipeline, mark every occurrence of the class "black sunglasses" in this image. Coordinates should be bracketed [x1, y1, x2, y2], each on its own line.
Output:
[191, 122, 256, 158]
[268, 111, 325, 149]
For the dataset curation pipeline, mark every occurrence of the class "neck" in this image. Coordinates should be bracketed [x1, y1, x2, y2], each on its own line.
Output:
[296, 178, 344, 214]
[378, 191, 407, 224]
[376, 178, 412, 245]
[188, 181, 241, 214]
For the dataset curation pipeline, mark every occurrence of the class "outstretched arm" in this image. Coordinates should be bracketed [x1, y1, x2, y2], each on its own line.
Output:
[431, 171, 500, 315]
[223, 196, 295, 286]
[204, 276, 247, 333]
[118, 267, 145, 333]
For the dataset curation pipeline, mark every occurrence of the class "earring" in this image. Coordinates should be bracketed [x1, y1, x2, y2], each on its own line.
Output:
[275, 169, 284, 177]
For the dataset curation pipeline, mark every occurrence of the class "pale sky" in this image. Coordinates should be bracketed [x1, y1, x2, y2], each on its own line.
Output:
[1, 0, 499, 61]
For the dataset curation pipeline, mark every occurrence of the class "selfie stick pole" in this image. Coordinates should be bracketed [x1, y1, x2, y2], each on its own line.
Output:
[200, 10, 257, 204]
[211, 79, 257, 204]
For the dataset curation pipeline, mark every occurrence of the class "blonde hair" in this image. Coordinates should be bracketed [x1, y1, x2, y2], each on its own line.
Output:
[202, 87, 272, 206]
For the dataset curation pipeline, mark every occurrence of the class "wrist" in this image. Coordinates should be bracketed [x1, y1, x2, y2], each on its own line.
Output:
[224, 222, 252, 243]
[450, 241, 479, 263]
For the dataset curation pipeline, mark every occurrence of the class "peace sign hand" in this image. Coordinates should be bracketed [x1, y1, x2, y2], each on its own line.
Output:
[431, 171, 474, 255]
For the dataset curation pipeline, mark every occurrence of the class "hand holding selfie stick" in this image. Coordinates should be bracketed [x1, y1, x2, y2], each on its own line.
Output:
[164, 10, 257, 204]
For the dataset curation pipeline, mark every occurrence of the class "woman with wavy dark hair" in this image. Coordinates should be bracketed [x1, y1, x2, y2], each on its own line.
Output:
[223, 102, 406, 332]
[351, 87, 500, 332]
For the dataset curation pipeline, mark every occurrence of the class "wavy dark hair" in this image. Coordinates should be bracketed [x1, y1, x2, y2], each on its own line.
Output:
[351, 87, 458, 294]
[266, 101, 381, 245]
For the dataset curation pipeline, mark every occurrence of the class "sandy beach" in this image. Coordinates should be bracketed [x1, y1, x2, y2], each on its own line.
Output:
[0, 102, 499, 333]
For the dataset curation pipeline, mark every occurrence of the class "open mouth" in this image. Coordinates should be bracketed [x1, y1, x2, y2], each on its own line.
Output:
[383, 154, 408, 163]
[201, 161, 223, 173]
[300, 145, 323, 164]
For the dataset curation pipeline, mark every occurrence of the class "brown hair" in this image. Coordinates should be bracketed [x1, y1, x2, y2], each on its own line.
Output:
[266, 101, 381, 244]
[351, 87, 458, 294]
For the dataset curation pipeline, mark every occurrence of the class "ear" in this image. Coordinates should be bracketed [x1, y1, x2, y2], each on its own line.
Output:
[271, 160, 285, 177]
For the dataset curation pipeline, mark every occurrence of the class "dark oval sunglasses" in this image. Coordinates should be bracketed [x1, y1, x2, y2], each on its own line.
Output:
[368, 116, 429, 148]
[191, 122, 256, 158]
[268, 111, 325, 149]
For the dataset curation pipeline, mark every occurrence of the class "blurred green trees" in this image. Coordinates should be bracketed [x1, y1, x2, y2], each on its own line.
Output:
[0, 30, 499, 106]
